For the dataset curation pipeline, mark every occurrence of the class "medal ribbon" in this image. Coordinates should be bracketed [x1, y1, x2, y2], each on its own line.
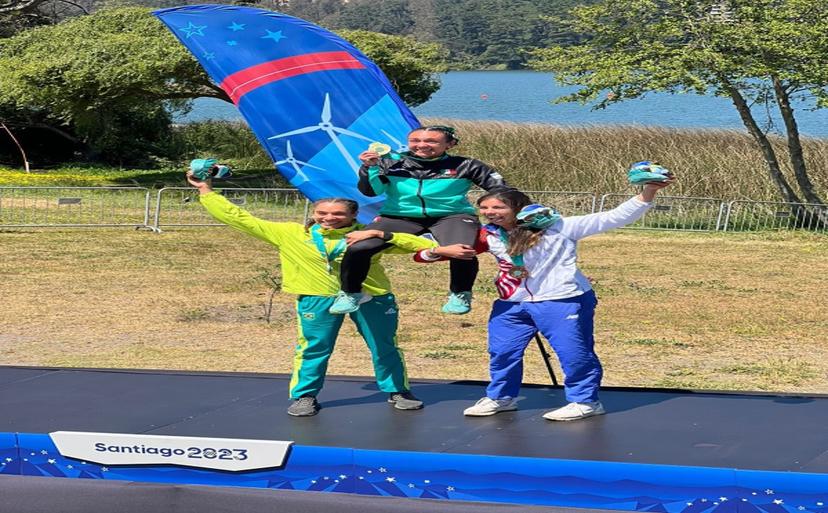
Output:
[497, 228, 525, 267]
[310, 224, 348, 273]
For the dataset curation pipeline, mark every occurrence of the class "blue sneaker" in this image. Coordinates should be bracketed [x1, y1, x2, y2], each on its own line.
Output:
[441, 291, 472, 315]
[328, 291, 370, 314]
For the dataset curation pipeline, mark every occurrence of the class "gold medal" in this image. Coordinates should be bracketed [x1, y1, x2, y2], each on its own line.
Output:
[507, 265, 529, 279]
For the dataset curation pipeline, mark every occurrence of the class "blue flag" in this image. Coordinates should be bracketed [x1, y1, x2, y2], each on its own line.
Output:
[153, 4, 421, 221]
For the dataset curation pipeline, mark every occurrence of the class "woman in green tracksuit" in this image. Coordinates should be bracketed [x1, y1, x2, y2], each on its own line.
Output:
[187, 173, 458, 417]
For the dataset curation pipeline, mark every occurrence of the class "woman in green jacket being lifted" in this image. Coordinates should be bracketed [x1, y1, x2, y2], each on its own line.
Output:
[187, 172, 464, 417]
[331, 125, 508, 316]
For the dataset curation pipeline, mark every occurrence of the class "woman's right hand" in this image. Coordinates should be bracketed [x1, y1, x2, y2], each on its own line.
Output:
[186, 171, 213, 194]
[358, 150, 380, 166]
[432, 244, 477, 260]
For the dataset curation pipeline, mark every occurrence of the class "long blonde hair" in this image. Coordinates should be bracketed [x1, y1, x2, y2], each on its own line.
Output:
[477, 189, 543, 256]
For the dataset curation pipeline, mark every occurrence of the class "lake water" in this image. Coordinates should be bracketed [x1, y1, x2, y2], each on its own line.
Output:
[178, 70, 828, 138]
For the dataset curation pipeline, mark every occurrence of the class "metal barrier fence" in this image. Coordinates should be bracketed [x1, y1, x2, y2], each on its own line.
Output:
[0, 187, 151, 229]
[722, 200, 828, 233]
[152, 187, 309, 231]
[598, 194, 727, 231]
[0, 186, 825, 234]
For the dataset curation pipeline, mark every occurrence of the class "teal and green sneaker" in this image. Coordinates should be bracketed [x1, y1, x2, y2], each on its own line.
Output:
[441, 291, 472, 315]
[328, 291, 370, 315]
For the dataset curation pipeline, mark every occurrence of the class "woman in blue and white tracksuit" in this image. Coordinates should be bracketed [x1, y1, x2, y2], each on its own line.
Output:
[416, 180, 673, 421]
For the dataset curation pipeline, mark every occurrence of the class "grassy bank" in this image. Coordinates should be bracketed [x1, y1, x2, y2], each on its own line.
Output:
[2, 120, 827, 201]
[0, 228, 826, 394]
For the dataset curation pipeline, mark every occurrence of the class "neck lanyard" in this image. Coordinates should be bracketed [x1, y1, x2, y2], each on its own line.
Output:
[497, 228, 524, 266]
[497, 228, 529, 279]
[310, 224, 348, 273]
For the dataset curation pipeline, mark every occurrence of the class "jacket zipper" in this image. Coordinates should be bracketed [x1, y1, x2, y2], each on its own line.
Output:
[416, 178, 427, 217]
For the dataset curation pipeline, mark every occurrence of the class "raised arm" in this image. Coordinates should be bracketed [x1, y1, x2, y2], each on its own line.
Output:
[356, 150, 389, 197]
[559, 179, 674, 240]
[187, 173, 287, 247]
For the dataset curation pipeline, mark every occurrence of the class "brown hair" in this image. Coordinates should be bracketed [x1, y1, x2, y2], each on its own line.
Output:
[476, 189, 543, 256]
[305, 197, 359, 229]
[409, 125, 458, 143]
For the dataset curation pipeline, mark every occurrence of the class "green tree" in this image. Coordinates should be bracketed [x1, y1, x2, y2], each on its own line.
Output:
[530, 0, 828, 222]
[0, 6, 445, 163]
[339, 29, 446, 106]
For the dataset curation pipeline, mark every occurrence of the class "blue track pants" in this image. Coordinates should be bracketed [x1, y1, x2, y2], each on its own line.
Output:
[486, 291, 601, 403]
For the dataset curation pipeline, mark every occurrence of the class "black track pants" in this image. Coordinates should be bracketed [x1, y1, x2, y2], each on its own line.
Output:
[340, 214, 480, 293]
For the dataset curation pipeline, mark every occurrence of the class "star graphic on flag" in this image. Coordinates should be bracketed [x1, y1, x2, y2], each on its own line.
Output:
[203, 52, 215, 60]
[180, 22, 207, 38]
[262, 30, 287, 43]
[227, 40, 239, 46]
[228, 22, 246, 31]
[47, 459, 56, 464]
[773, 500, 784, 505]
[447, 486, 455, 491]
[386, 477, 395, 483]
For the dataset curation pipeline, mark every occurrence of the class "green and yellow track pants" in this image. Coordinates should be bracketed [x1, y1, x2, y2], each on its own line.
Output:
[289, 293, 409, 399]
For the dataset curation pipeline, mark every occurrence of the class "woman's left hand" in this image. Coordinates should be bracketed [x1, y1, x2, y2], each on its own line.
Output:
[346, 229, 384, 246]
[640, 175, 676, 202]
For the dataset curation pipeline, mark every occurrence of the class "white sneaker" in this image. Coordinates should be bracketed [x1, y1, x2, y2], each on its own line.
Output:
[542, 401, 605, 421]
[463, 397, 517, 417]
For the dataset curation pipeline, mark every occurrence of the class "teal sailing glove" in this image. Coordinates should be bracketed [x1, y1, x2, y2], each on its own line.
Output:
[516, 204, 561, 231]
[628, 161, 672, 185]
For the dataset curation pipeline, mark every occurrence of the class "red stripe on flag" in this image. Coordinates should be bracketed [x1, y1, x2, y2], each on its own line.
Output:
[220, 51, 366, 103]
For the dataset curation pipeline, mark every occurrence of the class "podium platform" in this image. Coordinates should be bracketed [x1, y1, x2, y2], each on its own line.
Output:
[2, 366, 827, 512]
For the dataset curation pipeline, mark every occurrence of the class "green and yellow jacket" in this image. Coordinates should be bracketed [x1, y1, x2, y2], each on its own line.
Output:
[200, 192, 436, 296]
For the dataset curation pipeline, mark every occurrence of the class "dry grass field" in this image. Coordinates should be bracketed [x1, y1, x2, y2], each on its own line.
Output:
[1, 226, 826, 394]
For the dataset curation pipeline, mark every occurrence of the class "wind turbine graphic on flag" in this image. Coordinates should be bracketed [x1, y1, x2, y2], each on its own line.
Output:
[275, 140, 323, 185]
[380, 129, 409, 153]
[154, 4, 422, 222]
[268, 93, 374, 175]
